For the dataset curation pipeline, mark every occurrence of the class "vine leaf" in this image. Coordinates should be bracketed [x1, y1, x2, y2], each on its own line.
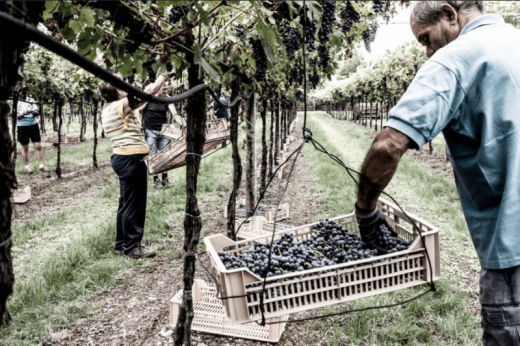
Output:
[194, 45, 220, 82]
[256, 18, 276, 62]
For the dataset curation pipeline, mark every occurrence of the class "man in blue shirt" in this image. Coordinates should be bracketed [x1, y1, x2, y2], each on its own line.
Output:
[16, 95, 47, 173]
[353, 2, 520, 344]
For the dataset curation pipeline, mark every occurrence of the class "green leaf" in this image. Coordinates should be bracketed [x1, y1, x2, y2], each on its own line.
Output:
[194, 46, 220, 82]
[306, 1, 323, 20]
[350, 1, 361, 13]
[256, 19, 276, 61]
[68, 20, 82, 35]
[79, 8, 95, 27]
[60, 25, 76, 41]
[43, 1, 59, 20]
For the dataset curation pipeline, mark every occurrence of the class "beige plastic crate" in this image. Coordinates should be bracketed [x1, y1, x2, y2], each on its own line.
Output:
[144, 119, 229, 175]
[64, 133, 80, 144]
[12, 186, 31, 204]
[203, 198, 440, 324]
[160, 124, 182, 139]
[235, 216, 292, 240]
[41, 132, 60, 144]
[223, 199, 274, 219]
[263, 203, 290, 222]
[169, 279, 288, 343]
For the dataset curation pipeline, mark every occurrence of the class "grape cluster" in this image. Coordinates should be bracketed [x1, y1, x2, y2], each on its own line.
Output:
[235, 23, 246, 45]
[372, 0, 385, 13]
[375, 224, 412, 253]
[124, 22, 153, 54]
[339, 1, 359, 34]
[219, 218, 413, 279]
[282, 26, 301, 61]
[318, 0, 336, 44]
[143, 56, 157, 83]
[310, 69, 320, 88]
[295, 89, 305, 102]
[169, 4, 189, 24]
[300, 6, 318, 50]
[318, 45, 330, 71]
[362, 24, 377, 52]
[289, 66, 299, 86]
[250, 39, 268, 82]
[52, 12, 73, 29]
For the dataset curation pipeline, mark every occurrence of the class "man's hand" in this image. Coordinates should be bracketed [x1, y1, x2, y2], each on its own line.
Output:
[355, 203, 397, 254]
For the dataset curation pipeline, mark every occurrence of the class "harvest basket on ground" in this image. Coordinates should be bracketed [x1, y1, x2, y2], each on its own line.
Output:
[11, 186, 31, 204]
[144, 118, 229, 175]
[263, 203, 290, 222]
[223, 199, 288, 221]
[204, 198, 440, 323]
[234, 216, 292, 240]
[170, 279, 288, 343]
[41, 132, 60, 144]
[160, 124, 182, 139]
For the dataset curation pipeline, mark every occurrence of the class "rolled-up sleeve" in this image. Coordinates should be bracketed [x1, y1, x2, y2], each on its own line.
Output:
[385, 61, 465, 149]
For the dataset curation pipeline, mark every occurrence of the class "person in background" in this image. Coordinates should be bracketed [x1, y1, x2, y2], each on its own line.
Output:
[211, 88, 229, 147]
[141, 81, 186, 188]
[16, 95, 47, 173]
[98, 73, 170, 259]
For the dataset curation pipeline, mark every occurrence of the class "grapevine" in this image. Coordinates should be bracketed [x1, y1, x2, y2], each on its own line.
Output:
[318, 0, 336, 44]
[250, 38, 268, 82]
[169, 4, 189, 24]
[339, 1, 360, 34]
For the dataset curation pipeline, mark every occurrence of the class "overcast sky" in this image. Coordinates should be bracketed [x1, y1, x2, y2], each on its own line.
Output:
[357, 5, 417, 65]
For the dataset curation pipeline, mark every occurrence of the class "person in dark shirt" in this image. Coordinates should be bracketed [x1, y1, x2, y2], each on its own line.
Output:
[142, 82, 186, 188]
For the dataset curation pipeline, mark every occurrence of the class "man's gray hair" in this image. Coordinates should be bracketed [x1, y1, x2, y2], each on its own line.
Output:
[412, 1, 485, 24]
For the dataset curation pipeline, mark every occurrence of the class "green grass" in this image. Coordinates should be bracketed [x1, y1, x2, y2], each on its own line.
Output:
[1, 120, 261, 345]
[301, 112, 481, 346]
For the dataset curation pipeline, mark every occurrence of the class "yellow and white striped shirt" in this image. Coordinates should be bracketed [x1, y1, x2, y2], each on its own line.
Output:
[101, 99, 149, 155]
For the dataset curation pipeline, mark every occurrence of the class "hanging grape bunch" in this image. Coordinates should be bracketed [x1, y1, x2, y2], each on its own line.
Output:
[339, 1, 360, 34]
[169, 4, 189, 24]
[143, 56, 157, 83]
[282, 25, 301, 61]
[289, 65, 299, 86]
[300, 6, 318, 51]
[218, 219, 413, 279]
[52, 12, 73, 29]
[362, 23, 378, 52]
[318, 45, 330, 71]
[250, 39, 268, 82]
[235, 23, 247, 45]
[372, 0, 385, 13]
[318, 0, 336, 44]
[124, 22, 154, 54]
[310, 69, 321, 88]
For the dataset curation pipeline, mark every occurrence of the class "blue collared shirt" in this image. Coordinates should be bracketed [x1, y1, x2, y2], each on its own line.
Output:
[17, 98, 38, 127]
[386, 14, 520, 269]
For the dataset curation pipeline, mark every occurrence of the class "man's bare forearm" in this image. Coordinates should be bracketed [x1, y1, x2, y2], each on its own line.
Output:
[357, 128, 410, 210]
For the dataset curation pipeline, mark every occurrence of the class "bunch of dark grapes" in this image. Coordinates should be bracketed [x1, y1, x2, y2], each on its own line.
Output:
[124, 22, 153, 54]
[362, 24, 377, 52]
[235, 23, 246, 45]
[52, 12, 73, 29]
[143, 56, 157, 83]
[373, 0, 385, 13]
[219, 219, 412, 279]
[318, 0, 336, 44]
[300, 6, 318, 50]
[26, 1, 46, 25]
[318, 45, 330, 71]
[282, 26, 301, 61]
[250, 39, 268, 82]
[295, 89, 305, 102]
[169, 4, 189, 24]
[339, 1, 359, 34]
[124, 75, 135, 85]
[310, 69, 320, 88]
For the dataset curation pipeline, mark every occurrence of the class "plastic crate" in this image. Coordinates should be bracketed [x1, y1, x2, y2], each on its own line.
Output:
[263, 203, 290, 222]
[41, 132, 60, 144]
[12, 186, 31, 204]
[160, 124, 182, 139]
[235, 216, 293, 240]
[64, 133, 80, 144]
[203, 198, 440, 323]
[144, 119, 229, 175]
[223, 199, 273, 219]
[170, 279, 288, 343]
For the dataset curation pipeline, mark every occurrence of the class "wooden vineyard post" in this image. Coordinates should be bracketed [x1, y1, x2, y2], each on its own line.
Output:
[173, 32, 207, 346]
[92, 98, 98, 168]
[52, 97, 58, 132]
[268, 98, 274, 178]
[80, 96, 86, 142]
[39, 99, 45, 134]
[0, 0, 30, 328]
[369, 101, 373, 129]
[100, 101, 105, 138]
[274, 96, 280, 166]
[260, 95, 267, 193]
[226, 78, 242, 241]
[55, 99, 62, 179]
[245, 89, 257, 215]
[375, 101, 379, 132]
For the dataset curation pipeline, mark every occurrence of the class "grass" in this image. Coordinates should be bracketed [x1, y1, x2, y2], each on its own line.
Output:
[2, 120, 260, 345]
[301, 112, 481, 345]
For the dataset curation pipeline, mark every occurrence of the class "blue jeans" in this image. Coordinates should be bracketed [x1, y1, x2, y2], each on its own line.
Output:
[481, 265, 520, 345]
[144, 128, 171, 157]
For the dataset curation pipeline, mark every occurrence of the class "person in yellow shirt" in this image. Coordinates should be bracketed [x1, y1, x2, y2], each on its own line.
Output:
[98, 73, 169, 259]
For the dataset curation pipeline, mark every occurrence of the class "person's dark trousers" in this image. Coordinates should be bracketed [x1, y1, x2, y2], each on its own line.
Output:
[480, 264, 520, 345]
[111, 153, 148, 252]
